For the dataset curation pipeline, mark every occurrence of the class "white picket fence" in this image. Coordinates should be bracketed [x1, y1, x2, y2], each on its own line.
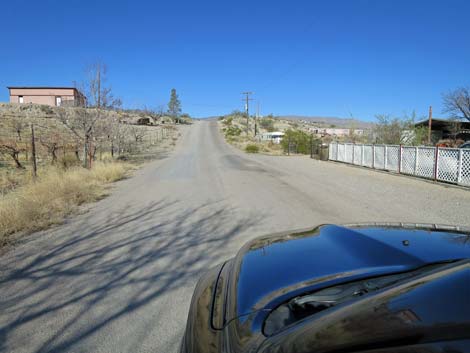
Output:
[329, 143, 470, 187]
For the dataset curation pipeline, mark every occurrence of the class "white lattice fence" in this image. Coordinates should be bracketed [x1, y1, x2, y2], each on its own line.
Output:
[328, 143, 470, 188]
[363, 145, 373, 167]
[374, 146, 386, 170]
[401, 147, 417, 175]
[344, 144, 354, 163]
[337, 144, 345, 162]
[329, 143, 337, 160]
[353, 145, 362, 165]
[437, 148, 459, 183]
[416, 147, 436, 179]
[386, 145, 400, 172]
[461, 150, 470, 186]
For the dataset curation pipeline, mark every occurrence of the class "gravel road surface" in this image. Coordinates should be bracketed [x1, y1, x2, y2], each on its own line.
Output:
[1, 121, 469, 353]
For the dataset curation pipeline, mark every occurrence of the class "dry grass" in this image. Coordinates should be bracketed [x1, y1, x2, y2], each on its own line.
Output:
[0, 162, 131, 243]
[0, 169, 32, 196]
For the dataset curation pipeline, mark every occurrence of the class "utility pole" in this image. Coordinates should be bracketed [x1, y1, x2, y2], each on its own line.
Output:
[428, 106, 432, 145]
[242, 92, 253, 135]
[255, 101, 260, 137]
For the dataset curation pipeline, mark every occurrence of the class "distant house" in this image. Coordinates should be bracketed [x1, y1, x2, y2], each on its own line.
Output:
[260, 131, 285, 144]
[414, 118, 470, 142]
[309, 127, 365, 136]
[7, 86, 86, 107]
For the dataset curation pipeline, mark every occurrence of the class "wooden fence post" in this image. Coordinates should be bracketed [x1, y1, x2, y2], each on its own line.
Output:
[31, 123, 37, 179]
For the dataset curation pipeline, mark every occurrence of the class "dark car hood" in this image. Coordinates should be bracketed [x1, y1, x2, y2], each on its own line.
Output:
[226, 224, 470, 323]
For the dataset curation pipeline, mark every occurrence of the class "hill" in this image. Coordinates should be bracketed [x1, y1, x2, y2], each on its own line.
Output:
[276, 115, 374, 129]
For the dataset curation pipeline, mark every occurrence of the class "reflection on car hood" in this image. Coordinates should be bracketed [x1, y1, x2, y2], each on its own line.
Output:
[228, 224, 470, 322]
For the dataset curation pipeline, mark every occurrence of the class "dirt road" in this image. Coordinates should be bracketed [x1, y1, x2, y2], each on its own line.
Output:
[1, 121, 469, 353]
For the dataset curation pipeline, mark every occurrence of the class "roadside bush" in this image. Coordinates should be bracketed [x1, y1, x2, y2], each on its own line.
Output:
[281, 129, 318, 154]
[225, 126, 242, 137]
[245, 144, 260, 153]
[223, 117, 233, 126]
[259, 118, 275, 132]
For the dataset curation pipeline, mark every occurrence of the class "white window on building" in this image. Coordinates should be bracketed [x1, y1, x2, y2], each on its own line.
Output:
[18, 96, 24, 104]
[56, 96, 62, 106]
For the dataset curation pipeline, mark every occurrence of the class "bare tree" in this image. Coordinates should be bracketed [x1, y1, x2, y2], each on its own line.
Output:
[92, 115, 122, 159]
[106, 117, 121, 157]
[373, 112, 427, 145]
[448, 119, 462, 143]
[0, 117, 28, 169]
[12, 119, 27, 141]
[114, 123, 131, 156]
[0, 139, 25, 169]
[41, 142, 59, 163]
[80, 62, 122, 109]
[152, 105, 166, 124]
[57, 108, 101, 168]
[129, 125, 146, 143]
[39, 131, 63, 164]
[443, 87, 470, 122]
[373, 114, 404, 144]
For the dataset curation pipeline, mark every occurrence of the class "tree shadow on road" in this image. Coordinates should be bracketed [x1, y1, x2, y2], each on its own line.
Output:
[0, 199, 263, 353]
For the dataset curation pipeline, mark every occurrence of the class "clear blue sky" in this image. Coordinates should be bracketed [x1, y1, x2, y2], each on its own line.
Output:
[1, 0, 469, 120]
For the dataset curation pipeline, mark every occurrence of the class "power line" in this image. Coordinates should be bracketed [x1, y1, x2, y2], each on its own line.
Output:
[254, 19, 319, 94]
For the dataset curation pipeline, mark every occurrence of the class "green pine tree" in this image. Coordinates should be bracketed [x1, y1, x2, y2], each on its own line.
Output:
[167, 88, 182, 121]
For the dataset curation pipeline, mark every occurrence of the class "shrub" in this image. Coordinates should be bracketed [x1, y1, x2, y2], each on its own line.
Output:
[281, 129, 318, 154]
[223, 117, 233, 126]
[245, 144, 260, 153]
[260, 118, 275, 132]
[225, 126, 242, 137]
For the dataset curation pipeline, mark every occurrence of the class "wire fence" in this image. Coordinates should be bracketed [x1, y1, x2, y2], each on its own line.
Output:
[329, 142, 470, 187]
[0, 116, 177, 176]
